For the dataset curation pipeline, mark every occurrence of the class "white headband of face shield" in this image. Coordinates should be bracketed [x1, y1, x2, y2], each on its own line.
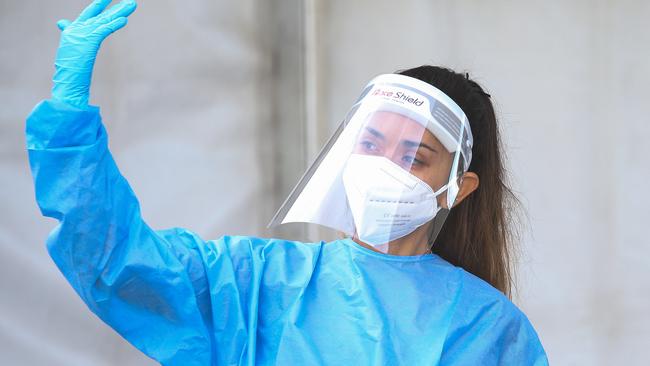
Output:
[354, 74, 473, 169]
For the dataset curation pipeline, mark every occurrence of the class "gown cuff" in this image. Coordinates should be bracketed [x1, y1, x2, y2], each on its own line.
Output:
[26, 99, 103, 150]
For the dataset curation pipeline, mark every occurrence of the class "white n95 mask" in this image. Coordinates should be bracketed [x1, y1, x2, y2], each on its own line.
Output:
[342, 154, 449, 247]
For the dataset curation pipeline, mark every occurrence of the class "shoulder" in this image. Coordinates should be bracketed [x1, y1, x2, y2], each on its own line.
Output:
[441, 266, 548, 365]
[456, 268, 513, 312]
[156, 231, 320, 255]
[212, 235, 324, 258]
[182, 234, 325, 270]
[450, 267, 533, 334]
[155, 230, 328, 268]
[210, 235, 327, 288]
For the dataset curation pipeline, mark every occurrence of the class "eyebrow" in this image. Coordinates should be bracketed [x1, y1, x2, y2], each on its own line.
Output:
[365, 126, 385, 140]
[402, 139, 437, 153]
[365, 127, 437, 153]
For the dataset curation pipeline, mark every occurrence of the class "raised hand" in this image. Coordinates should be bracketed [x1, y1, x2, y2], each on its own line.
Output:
[52, 0, 137, 107]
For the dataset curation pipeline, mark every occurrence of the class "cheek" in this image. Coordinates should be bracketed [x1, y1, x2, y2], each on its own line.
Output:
[412, 162, 452, 191]
[411, 170, 439, 191]
[434, 192, 449, 209]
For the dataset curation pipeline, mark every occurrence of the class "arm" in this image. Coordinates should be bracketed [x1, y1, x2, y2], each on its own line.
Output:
[27, 2, 214, 364]
[27, 100, 213, 364]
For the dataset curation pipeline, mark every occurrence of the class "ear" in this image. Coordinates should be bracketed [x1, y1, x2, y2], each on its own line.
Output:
[452, 172, 479, 208]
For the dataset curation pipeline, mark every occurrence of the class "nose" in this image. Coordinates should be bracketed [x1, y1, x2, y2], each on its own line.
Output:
[353, 140, 411, 171]
[387, 149, 405, 168]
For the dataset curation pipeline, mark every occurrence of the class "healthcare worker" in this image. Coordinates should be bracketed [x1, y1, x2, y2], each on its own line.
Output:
[26, 1, 548, 365]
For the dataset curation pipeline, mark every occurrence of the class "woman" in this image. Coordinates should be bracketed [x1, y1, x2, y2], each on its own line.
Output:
[27, 1, 548, 365]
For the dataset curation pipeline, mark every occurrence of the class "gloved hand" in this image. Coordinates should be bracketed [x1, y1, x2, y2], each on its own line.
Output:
[52, 0, 137, 108]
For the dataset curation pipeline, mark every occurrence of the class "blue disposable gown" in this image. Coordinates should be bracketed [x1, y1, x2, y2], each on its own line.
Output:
[26, 99, 548, 366]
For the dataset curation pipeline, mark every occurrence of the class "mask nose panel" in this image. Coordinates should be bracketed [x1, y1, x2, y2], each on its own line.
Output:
[341, 154, 441, 249]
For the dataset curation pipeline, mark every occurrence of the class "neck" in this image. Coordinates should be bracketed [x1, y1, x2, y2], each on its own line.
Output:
[352, 224, 432, 256]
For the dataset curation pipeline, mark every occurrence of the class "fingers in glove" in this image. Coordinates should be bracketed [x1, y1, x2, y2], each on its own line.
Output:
[56, 19, 72, 31]
[92, 17, 129, 39]
[95, 0, 137, 25]
[75, 0, 113, 22]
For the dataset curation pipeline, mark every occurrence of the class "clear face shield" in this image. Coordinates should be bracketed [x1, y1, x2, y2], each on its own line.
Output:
[269, 74, 473, 253]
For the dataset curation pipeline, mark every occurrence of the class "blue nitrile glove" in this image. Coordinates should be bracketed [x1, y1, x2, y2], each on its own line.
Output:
[52, 0, 137, 108]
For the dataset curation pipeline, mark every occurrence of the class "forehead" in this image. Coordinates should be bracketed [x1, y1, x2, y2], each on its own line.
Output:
[363, 111, 445, 150]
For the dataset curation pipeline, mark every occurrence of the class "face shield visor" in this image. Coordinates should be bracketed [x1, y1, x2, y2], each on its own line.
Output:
[269, 74, 473, 253]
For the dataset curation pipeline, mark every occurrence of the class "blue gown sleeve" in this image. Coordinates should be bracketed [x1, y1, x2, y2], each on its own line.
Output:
[26, 99, 216, 365]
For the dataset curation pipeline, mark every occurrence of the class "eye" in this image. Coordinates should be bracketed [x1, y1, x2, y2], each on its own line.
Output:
[402, 155, 424, 168]
[402, 155, 423, 166]
[360, 140, 379, 153]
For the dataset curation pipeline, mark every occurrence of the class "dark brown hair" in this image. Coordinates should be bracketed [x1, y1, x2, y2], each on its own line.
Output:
[398, 65, 520, 298]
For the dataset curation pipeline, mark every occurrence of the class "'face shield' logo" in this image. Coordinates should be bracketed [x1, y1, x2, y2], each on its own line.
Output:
[372, 88, 425, 107]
